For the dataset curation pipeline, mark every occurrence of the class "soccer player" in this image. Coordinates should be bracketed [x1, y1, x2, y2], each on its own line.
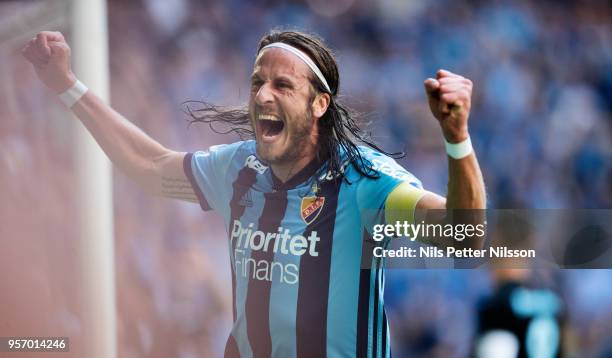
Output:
[22, 30, 485, 357]
[475, 269, 566, 358]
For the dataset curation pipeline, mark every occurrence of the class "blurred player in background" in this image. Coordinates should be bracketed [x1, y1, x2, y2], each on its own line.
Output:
[475, 268, 566, 358]
[474, 213, 568, 358]
[22, 29, 485, 357]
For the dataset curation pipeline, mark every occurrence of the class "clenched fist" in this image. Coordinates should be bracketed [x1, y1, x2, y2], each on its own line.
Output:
[21, 31, 76, 94]
[424, 69, 473, 143]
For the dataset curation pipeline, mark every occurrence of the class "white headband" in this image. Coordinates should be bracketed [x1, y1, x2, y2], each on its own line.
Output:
[258, 42, 331, 93]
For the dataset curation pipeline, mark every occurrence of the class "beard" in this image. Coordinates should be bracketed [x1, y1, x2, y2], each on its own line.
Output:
[255, 115, 313, 164]
[251, 103, 315, 165]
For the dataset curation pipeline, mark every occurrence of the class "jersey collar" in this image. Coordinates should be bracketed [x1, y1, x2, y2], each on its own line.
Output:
[271, 156, 326, 191]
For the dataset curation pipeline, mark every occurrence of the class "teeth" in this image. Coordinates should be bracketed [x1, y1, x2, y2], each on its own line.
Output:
[258, 114, 281, 121]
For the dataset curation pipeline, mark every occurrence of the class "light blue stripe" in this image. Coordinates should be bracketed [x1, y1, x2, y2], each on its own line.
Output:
[326, 184, 363, 357]
[385, 316, 391, 358]
[376, 260, 384, 358]
[381, 259, 390, 358]
[268, 192, 307, 358]
[190, 142, 244, 216]
[367, 259, 377, 358]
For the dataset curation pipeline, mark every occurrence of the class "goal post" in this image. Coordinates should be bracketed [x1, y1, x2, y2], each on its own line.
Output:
[2, 0, 118, 356]
[71, 0, 117, 357]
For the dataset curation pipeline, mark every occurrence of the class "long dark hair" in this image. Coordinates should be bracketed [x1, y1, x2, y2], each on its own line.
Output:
[184, 30, 404, 183]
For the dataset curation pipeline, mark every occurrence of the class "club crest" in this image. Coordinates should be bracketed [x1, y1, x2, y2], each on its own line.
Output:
[300, 196, 325, 225]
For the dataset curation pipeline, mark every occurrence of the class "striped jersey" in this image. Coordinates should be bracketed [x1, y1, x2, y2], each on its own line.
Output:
[184, 140, 423, 358]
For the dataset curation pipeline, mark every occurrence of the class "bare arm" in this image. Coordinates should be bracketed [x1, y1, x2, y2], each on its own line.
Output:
[419, 70, 486, 248]
[414, 156, 486, 250]
[416, 151, 485, 211]
[22, 31, 197, 202]
[385, 70, 485, 248]
[419, 69, 486, 211]
[72, 92, 197, 201]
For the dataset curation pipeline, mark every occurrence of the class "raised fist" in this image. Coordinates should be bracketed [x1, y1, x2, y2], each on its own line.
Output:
[21, 31, 76, 94]
[424, 69, 473, 143]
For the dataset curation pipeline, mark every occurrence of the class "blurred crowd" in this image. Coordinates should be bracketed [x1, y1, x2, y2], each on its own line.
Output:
[134, 0, 612, 209]
[1, 0, 611, 357]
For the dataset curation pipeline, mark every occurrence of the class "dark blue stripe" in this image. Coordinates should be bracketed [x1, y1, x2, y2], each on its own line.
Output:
[224, 335, 240, 358]
[228, 167, 258, 322]
[296, 180, 341, 358]
[183, 152, 211, 211]
[382, 309, 388, 358]
[356, 269, 372, 358]
[245, 190, 288, 358]
[357, 231, 376, 358]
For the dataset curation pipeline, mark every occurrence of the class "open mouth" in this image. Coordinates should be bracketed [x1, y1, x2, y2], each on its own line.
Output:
[257, 114, 285, 139]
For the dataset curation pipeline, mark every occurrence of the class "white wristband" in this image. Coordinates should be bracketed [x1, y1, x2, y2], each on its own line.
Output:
[444, 136, 473, 159]
[59, 80, 88, 108]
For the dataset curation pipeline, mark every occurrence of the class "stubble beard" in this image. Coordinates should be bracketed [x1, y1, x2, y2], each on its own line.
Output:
[251, 107, 315, 166]
[255, 119, 313, 165]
